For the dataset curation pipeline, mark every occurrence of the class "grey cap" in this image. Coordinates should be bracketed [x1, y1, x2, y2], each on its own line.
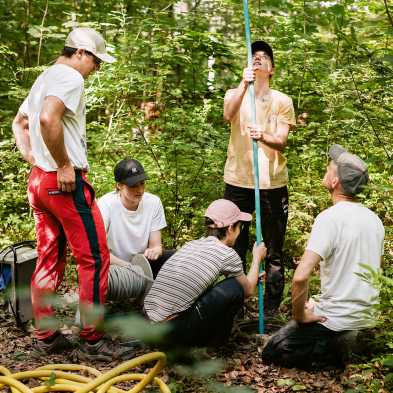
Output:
[65, 27, 115, 63]
[329, 144, 369, 195]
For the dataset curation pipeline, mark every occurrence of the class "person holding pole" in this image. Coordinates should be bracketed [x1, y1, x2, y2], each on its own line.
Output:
[144, 199, 267, 347]
[223, 40, 296, 317]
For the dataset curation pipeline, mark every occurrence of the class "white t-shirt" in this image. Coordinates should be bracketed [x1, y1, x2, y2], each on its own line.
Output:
[306, 201, 384, 331]
[19, 63, 87, 171]
[97, 191, 167, 261]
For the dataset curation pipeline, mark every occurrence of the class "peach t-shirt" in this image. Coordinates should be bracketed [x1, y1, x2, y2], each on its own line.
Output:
[224, 89, 296, 189]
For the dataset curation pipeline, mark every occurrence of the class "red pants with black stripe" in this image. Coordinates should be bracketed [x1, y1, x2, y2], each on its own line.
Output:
[28, 167, 109, 342]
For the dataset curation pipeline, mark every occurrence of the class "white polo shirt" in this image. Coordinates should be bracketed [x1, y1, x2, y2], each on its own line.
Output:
[19, 63, 88, 171]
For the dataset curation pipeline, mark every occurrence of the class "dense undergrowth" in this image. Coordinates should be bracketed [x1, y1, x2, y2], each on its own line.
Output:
[0, 0, 392, 391]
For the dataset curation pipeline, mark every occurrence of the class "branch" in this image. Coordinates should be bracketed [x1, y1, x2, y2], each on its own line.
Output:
[383, 0, 393, 27]
[37, 0, 49, 66]
[348, 65, 391, 160]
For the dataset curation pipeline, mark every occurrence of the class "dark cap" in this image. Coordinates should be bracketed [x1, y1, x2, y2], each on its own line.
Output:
[329, 144, 369, 196]
[251, 40, 274, 66]
[114, 158, 148, 186]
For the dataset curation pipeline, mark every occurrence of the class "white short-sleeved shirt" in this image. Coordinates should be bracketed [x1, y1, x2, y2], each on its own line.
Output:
[144, 236, 243, 322]
[98, 191, 167, 261]
[19, 64, 87, 171]
[306, 201, 384, 331]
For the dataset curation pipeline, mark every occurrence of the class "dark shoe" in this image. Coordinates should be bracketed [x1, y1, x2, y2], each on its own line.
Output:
[32, 333, 75, 357]
[73, 336, 139, 362]
[118, 337, 144, 350]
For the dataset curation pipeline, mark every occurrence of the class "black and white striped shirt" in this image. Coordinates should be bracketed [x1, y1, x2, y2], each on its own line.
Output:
[144, 236, 243, 322]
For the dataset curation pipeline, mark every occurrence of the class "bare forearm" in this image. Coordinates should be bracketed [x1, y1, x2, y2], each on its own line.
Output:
[40, 119, 70, 168]
[261, 133, 287, 151]
[110, 253, 130, 267]
[240, 253, 264, 298]
[145, 231, 163, 260]
[12, 115, 34, 165]
[246, 256, 261, 294]
[224, 82, 248, 122]
[249, 122, 290, 152]
[291, 279, 309, 320]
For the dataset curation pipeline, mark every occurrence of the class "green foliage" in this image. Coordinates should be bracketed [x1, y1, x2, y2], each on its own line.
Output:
[357, 264, 393, 351]
[1, 0, 392, 250]
[0, 1, 392, 389]
[352, 264, 393, 390]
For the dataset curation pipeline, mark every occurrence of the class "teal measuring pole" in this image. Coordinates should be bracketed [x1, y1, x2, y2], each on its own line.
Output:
[243, 0, 265, 334]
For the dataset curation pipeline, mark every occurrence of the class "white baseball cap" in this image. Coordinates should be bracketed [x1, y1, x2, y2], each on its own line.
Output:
[65, 27, 116, 63]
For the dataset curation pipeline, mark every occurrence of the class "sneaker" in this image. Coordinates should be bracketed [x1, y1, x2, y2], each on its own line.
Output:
[73, 336, 139, 362]
[117, 337, 144, 350]
[32, 333, 76, 357]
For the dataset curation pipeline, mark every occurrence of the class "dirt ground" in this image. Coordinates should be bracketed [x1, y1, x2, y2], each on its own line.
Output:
[0, 294, 365, 393]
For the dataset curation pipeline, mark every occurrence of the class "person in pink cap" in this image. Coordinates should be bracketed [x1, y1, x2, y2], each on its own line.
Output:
[144, 199, 267, 347]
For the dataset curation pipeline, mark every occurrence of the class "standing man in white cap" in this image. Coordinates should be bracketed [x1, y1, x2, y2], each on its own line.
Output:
[262, 145, 384, 369]
[12, 28, 132, 361]
[223, 40, 296, 317]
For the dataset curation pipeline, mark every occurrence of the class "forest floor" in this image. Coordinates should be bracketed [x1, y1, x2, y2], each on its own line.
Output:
[0, 295, 376, 393]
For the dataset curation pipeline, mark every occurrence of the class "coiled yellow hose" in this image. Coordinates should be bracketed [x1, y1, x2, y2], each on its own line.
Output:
[0, 352, 170, 393]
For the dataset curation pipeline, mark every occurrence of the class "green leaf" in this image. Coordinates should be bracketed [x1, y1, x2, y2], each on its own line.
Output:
[277, 378, 295, 387]
[383, 356, 393, 369]
[44, 371, 57, 387]
[292, 385, 307, 391]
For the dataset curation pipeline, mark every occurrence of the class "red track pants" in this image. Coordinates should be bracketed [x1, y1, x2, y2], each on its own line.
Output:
[28, 167, 109, 342]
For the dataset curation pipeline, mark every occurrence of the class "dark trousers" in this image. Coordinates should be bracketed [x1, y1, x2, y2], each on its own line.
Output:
[167, 278, 244, 347]
[148, 249, 175, 279]
[224, 183, 288, 312]
[262, 320, 357, 370]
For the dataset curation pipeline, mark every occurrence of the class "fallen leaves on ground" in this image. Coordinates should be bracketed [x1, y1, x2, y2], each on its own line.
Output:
[0, 297, 387, 392]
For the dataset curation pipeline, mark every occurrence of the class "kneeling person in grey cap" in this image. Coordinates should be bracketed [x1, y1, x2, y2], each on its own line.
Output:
[98, 158, 175, 301]
[144, 199, 267, 347]
[262, 144, 384, 369]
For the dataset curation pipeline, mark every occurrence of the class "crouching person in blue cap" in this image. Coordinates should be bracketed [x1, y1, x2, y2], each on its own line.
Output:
[262, 145, 384, 369]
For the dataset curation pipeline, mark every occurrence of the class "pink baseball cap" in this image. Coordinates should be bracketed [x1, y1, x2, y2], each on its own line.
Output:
[205, 199, 252, 228]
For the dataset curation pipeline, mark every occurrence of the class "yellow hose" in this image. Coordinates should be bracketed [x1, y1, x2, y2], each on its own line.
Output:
[0, 351, 170, 393]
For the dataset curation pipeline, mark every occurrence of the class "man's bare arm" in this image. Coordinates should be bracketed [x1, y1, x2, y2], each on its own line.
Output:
[110, 253, 130, 267]
[12, 112, 35, 165]
[145, 230, 163, 261]
[224, 83, 248, 122]
[292, 250, 325, 323]
[236, 242, 266, 298]
[224, 67, 256, 122]
[40, 96, 75, 192]
[249, 121, 290, 151]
